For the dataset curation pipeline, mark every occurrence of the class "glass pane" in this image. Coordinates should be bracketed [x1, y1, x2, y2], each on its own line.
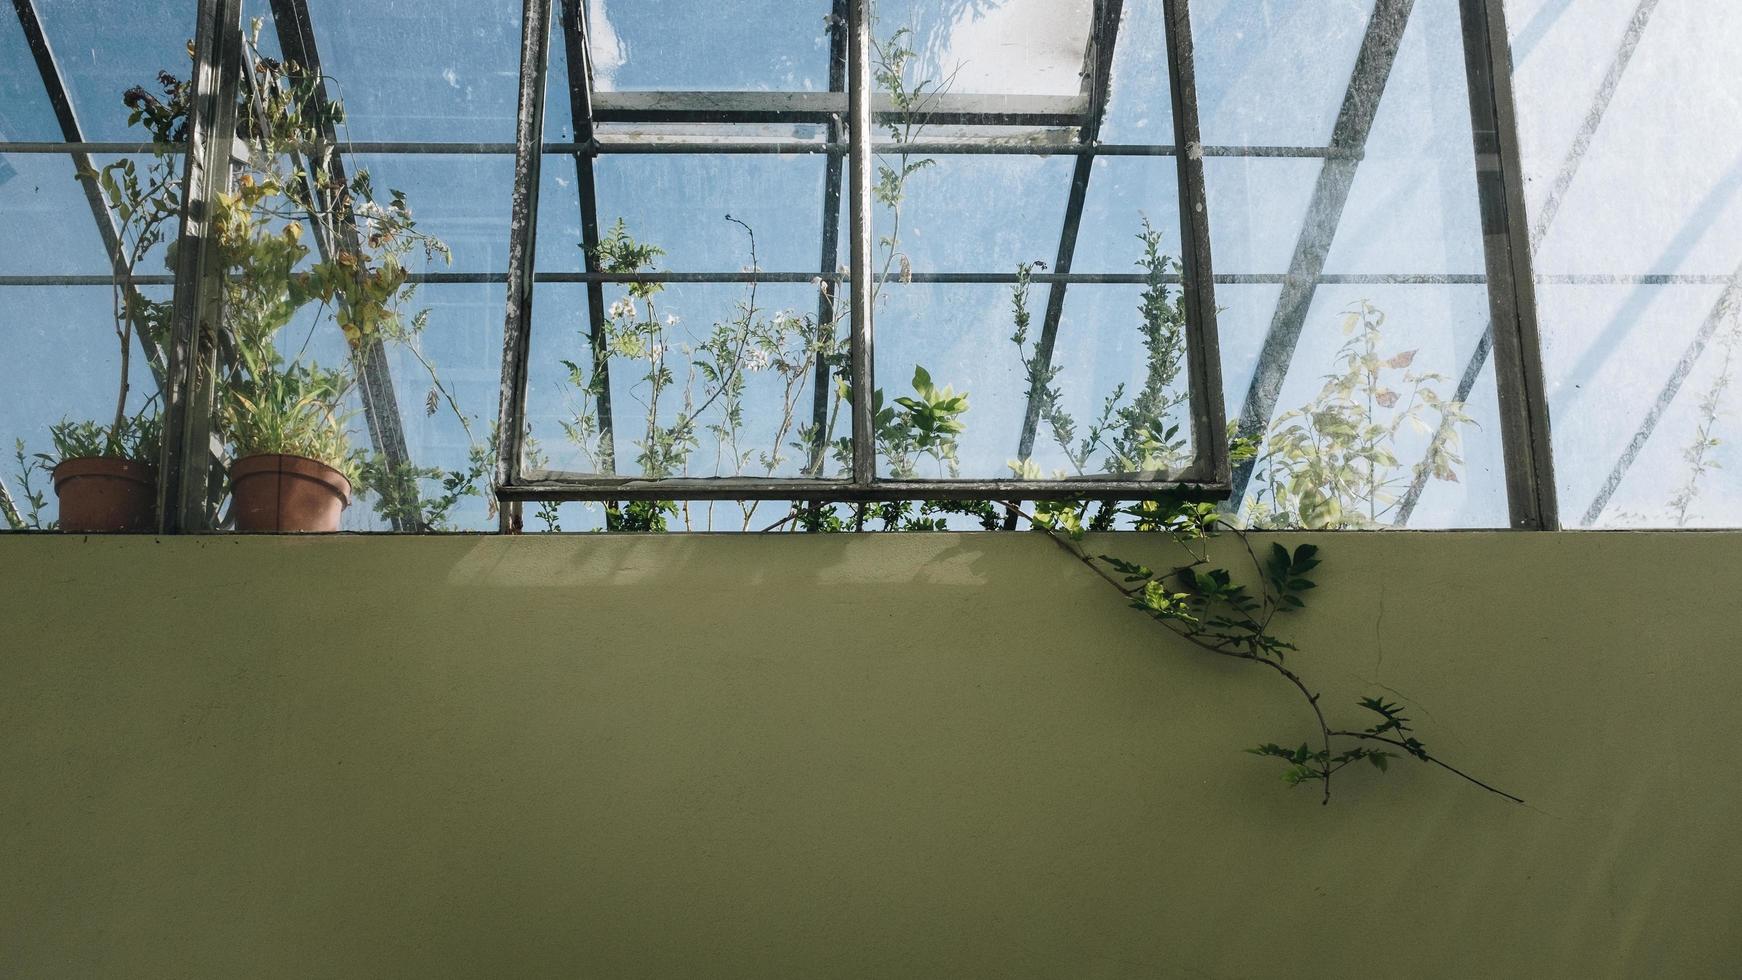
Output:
[583, 0, 833, 93]
[271, 0, 522, 142]
[1204, 0, 1508, 528]
[1238, 285, 1507, 529]
[1507, 0, 1742, 527]
[869, 0, 1199, 484]
[523, 282, 841, 484]
[1099, 0, 1176, 143]
[0, 6, 57, 140]
[873, 280, 1199, 480]
[873, 0, 1094, 97]
[1190, 0, 1375, 149]
[885, 154, 1074, 273]
[1, 1, 191, 532]
[26, 0, 194, 141]
[190, 6, 516, 532]
[525, 4, 846, 493]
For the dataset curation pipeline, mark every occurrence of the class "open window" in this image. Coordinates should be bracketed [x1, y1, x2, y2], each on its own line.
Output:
[493, 0, 1230, 520]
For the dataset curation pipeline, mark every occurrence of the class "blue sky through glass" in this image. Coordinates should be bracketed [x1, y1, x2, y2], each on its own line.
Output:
[6, 0, 1736, 529]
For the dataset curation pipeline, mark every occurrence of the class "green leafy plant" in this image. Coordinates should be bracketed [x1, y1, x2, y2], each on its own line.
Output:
[41, 414, 163, 467]
[557, 216, 836, 531]
[220, 361, 360, 485]
[1, 441, 54, 531]
[1016, 497, 1520, 805]
[35, 71, 189, 470]
[201, 22, 461, 522]
[1245, 301, 1474, 528]
[1009, 218, 1192, 479]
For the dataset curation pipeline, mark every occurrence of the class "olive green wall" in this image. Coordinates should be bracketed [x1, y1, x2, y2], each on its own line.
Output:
[2, 532, 1738, 978]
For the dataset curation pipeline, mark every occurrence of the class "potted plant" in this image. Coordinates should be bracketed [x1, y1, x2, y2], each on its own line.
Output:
[41, 75, 188, 531]
[43, 412, 162, 533]
[221, 360, 358, 532]
[192, 22, 450, 531]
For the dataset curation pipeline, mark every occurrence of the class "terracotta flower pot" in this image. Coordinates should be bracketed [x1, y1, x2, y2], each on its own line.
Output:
[52, 457, 158, 533]
[229, 453, 351, 532]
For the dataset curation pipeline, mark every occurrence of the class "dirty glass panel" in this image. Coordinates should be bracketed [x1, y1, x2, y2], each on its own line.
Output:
[868, 0, 1206, 485]
[167, 1, 522, 531]
[522, 4, 847, 490]
[1200, 0, 1508, 528]
[1507, 0, 1742, 527]
[1, 1, 191, 532]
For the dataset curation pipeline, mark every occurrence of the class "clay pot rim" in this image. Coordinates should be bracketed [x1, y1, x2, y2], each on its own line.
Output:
[51, 456, 157, 487]
[230, 452, 352, 504]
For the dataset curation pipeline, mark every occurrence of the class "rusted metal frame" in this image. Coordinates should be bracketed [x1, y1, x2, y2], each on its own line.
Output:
[1397, 0, 1563, 528]
[494, 0, 555, 531]
[1012, 0, 1124, 470]
[500, 475, 1225, 504]
[2, 140, 1365, 159]
[847, 0, 875, 487]
[591, 90, 1086, 127]
[159, 0, 245, 532]
[267, 0, 419, 530]
[496, 0, 1230, 506]
[11, 0, 167, 389]
[1227, 0, 1417, 509]
[39, 271, 1742, 289]
[1165, 0, 1228, 486]
[806, 0, 850, 477]
[1401, 0, 1660, 525]
[557, 0, 617, 474]
[1454, 0, 1557, 529]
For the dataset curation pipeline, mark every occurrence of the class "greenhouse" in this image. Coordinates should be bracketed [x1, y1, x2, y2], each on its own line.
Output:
[4, 0, 1734, 532]
[4, 2, 1741, 977]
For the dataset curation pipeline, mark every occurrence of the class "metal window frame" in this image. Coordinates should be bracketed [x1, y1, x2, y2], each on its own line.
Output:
[158, 0, 245, 532]
[492, 0, 1232, 508]
[1222, 0, 1561, 530]
[0, 0, 1581, 531]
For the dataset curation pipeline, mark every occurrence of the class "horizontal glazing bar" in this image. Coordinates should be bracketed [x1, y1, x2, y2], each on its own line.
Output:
[0, 140, 1359, 159]
[7, 272, 1731, 288]
[500, 475, 1228, 503]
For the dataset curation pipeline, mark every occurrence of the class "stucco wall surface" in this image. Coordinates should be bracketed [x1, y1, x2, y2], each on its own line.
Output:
[1, 532, 1738, 978]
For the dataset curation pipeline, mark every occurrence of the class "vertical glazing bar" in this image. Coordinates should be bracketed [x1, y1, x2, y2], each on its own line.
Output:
[496, 0, 555, 531]
[1227, 0, 1415, 506]
[13, 0, 167, 388]
[558, 0, 616, 474]
[1164, 0, 1228, 484]
[159, 0, 243, 532]
[847, 0, 875, 487]
[808, 0, 850, 477]
[1013, 0, 1122, 467]
[1458, 0, 1559, 529]
[268, 0, 417, 530]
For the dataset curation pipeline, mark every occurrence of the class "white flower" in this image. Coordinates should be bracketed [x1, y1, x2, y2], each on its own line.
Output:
[608, 298, 634, 320]
[665, 313, 680, 326]
[649, 343, 665, 360]
[744, 349, 772, 372]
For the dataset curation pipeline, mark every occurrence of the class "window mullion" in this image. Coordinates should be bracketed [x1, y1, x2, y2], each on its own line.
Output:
[496, 0, 556, 532]
[160, 0, 246, 532]
[847, 0, 875, 489]
[1164, 0, 1229, 487]
[1456, 0, 1559, 529]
